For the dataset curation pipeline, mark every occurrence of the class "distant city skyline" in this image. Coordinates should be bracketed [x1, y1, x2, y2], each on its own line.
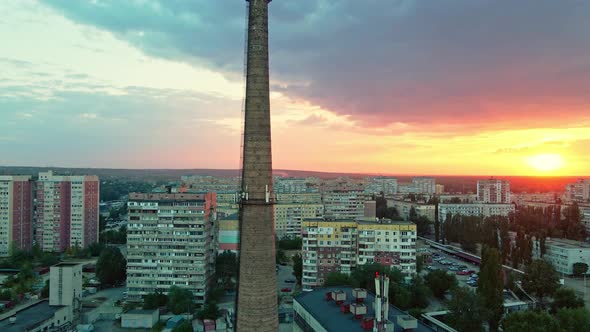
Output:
[2, 1, 590, 176]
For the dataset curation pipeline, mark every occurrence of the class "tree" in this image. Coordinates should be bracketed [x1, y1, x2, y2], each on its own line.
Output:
[323, 272, 351, 287]
[276, 247, 287, 264]
[522, 259, 560, 305]
[88, 242, 106, 257]
[143, 292, 168, 310]
[416, 255, 425, 273]
[556, 308, 590, 332]
[414, 216, 432, 236]
[292, 253, 302, 285]
[40, 280, 49, 299]
[409, 276, 430, 309]
[167, 286, 195, 315]
[172, 321, 193, 332]
[196, 301, 220, 320]
[278, 237, 302, 250]
[425, 269, 457, 299]
[502, 310, 561, 332]
[447, 287, 484, 332]
[550, 287, 584, 313]
[477, 247, 504, 332]
[216, 251, 238, 290]
[573, 262, 589, 277]
[96, 247, 126, 285]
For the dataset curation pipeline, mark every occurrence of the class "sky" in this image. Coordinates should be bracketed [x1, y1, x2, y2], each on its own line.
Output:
[1, 0, 590, 176]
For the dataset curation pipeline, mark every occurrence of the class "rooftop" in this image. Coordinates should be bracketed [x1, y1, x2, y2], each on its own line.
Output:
[0, 301, 64, 332]
[53, 262, 82, 267]
[124, 309, 158, 315]
[294, 287, 434, 332]
[546, 238, 590, 249]
[129, 192, 208, 201]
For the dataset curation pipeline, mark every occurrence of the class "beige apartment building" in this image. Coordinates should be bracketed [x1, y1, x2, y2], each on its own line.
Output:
[126, 192, 217, 304]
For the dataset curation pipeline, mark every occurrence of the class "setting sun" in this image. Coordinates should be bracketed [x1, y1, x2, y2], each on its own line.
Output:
[527, 154, 565, 173]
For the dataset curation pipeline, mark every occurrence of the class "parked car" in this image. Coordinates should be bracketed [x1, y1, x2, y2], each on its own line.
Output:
[281, 288, 292, 292]
[427, 265, 437, 270]
[470, 274, 478, 279]
[449, 266, 459, 271]
[456, 270, 470, 275]
[285, 279, 296, 283]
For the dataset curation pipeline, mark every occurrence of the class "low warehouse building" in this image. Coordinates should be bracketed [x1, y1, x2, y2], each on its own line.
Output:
[121, 309, 159, 329]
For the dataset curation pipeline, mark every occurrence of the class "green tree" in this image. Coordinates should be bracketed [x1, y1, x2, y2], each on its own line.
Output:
[143, 292, 168, 310]
[278, 237, 302, 250]
[425, 269, 458, 299]
[447, 287, 484, 332]
[171, 320, 193, 332]
[88, 242, 106, 257]
[416, 255, 425, 273]
[323, 272, 351, 287]
[414, 216, 432, 236]
[40, 280, 49, 298]
[167, 286, 195, 315]
[292, 253, 303, 285]
[573, 262, 589, 277]
[196, 301, 220, 320]
[550, 287, 585, 313]
[96, 247, 126, 285]
[216, 251, 238, 290]
[556, 308, 590, 332]
[502, 310, 561, 332]
[409, 276, 430, 309]
[522, 259, 560, 305]
[477, 247, 504, 332]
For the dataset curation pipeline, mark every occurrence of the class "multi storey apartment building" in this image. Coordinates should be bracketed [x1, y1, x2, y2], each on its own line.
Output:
[365, 177, 398, 195]
[301, 219, 417, 291]
[275, 203, 324, 239]
[274, 177, 315, 193]
[477, 179, 511, 203]
[0, 176, 33, 256]
[565, 179, 590, 203]
[438, 203, 515, 222]
[275, 192, 322, 204]
[218, 213, 239, 252]
[412, 177, 436, 195]
[35, 171, 99, 252]
[532, 238, 590, 275]
[387, 200, 436, 221]
[322, 190, 367, 220]
[126, 192, 217, 304]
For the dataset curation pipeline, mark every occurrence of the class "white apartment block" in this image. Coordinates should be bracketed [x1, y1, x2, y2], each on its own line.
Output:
[438, 203, 515, 222]
[274, 203, 324, 239]
[50, 262, 83, 307]
[126, 192, 217, 304]
[274, 177, 315, 193]
[275, 192, 322, 204]
[477, 179, 511, 203]
[565, 179, 590, 203]
[301, 219, 417, 291]
[322, 190, 366, 220]
[412, 177, 436, 195]
[532, 238, 590, 275]
[387, 200, 436, 221]
[365, 177, 398, 195]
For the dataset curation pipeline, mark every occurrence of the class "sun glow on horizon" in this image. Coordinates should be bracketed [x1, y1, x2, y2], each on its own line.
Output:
[527, 153, 565, 174]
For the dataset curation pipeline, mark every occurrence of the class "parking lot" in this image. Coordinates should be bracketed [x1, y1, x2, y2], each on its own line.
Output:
[419, 246, 481, 289]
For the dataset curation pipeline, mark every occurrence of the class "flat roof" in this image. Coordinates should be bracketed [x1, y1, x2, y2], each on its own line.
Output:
[0, 301, 64, 332]
[53, 262, 82, 267]
[547, 238, 590, 249]
[129, 192, 208, 201]
[295, 287, 434, 332]
[124, 309, 157, 315]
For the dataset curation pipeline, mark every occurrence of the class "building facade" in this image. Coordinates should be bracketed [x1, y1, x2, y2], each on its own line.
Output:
[438, 203, 515, 222]
[412, 177, 436, 195]
[322, 190, 367, 220]
[565, 179, 590, 203]
[275, 203, 324, 239]
[388, 200, 436, 221]
[532, 238, 590, 275]
[301, 219, 417, 291]
[365, 177, 398, 195]
[126, 192, 217, 304]
[218, 214, 239, 252]
[35, 171, 99, 252]
[477, 179, 511, 203]
[0, 176, 33, 256]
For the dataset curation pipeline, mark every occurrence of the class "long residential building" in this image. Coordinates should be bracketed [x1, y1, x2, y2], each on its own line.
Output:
[126, 192, 217, 304]
[0, 176, 33, 256]
[387, 200, 436, 221]
[35, 171, 99, 252]
[477, 179, 511, 203]
[322, 190, 368, 220]
[438, 203, 515, 222]
[365, 177, 398, 195]
[532, 238, 590, 275]
[275, 203, 324, 239]
[301, 219, 417, 291]
[565, 179, 590, 203]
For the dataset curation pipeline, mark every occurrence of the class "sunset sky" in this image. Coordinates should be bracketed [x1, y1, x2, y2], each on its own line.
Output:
[1, 0, 589, 176]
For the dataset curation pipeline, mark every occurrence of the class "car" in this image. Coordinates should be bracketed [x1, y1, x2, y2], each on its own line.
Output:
[280, 288, 292, 292]
[427, 265, 437, 270]
[463, 270, 475, 274]
[456, 270, 470, 275]
[449, 266, 459, 271]
[470, 274, 478, 278]
[467, 282, 478, 287]
[285, 279, 296, 283]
